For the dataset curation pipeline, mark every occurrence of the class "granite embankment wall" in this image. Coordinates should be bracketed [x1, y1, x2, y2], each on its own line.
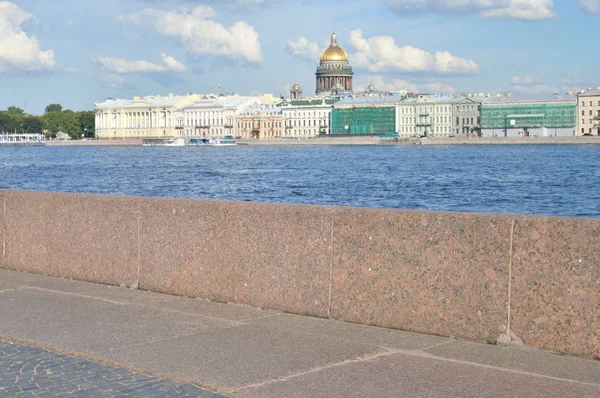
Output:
[1, 190, 598, 358]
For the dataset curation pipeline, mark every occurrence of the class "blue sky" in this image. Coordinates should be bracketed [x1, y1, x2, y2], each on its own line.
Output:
[1, 0, 598, 114]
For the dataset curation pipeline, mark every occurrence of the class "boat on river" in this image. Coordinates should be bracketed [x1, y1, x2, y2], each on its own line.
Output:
[0, 134, 46, 146]
[209, 135, 237, 146]
[142, 138, 185, 147]
[187, 136, 237, 146]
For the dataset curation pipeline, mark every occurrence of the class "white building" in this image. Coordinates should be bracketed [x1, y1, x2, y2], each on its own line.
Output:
[397, 95, 454, 138]
[281, 98, 339, 138]
[179, 95, 268, 138]
[96, 93, 278, 139]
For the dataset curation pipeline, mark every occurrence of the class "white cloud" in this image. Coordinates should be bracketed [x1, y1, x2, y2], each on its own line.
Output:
[578, 0, 600, 13]
[93, 53, 187, 73]
[120, 6, 262, 63]
[357, 76, 455, 94]
[95, 73, 135, 89]
[284, 37, 321, 61]
[510, 75, 556, 93]
[349, 29, 478, 75]
[160, 52, 187, 72]
[510, 75, 538, 85]
[0, 1, 56, 73]
[384, 0, 555, 20]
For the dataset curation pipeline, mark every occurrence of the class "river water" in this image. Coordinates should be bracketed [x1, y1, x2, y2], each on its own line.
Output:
[1, 145, 598, 217]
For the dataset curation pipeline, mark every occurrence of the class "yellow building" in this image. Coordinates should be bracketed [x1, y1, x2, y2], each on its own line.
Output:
[236, 106, 283, 139]
[577, 88, 600, 136]
[95, 94, 201, 140]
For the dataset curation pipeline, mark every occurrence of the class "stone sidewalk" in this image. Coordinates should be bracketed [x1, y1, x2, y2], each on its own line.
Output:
[0, 269, 598, 397]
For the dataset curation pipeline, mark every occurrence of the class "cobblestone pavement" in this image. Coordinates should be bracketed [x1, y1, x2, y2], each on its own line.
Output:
[0, 341, 225, 397]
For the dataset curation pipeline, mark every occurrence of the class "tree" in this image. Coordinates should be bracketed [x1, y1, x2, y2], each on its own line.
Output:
[41, 111, 63, 136]
[61, 110, 81, 139]
[76, 111, 95, 137]
[44, 103, 63, 114]
[23, 117, 42, 134]
[7, 106, 24, 116]
[0, 112, 21, 134]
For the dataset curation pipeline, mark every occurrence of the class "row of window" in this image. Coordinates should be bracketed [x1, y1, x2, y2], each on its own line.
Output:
[457, 117, 480, 125]
[399, 107, 452, 114]
[400, 117, 451, 124]
[399, 126, 451, 133]
[238, 122, 283, 129]
[581, 110, 600, 116]
[581, 119, 598, 125]
[580, 100, 600, 106]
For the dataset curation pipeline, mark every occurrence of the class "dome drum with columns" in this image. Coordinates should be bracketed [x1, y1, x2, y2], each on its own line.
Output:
[315, 31, 353, 95]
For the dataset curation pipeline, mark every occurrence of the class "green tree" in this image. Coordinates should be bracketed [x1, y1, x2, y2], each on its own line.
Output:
[61, 110, 81, 139]
[41, 111, 63, 137]
[44, 103, 63, 114]
[23, 117, 43, 134]
[0, 112, 21, 134]
[7, 106, 24, 116]
[76, 110, 95, 137]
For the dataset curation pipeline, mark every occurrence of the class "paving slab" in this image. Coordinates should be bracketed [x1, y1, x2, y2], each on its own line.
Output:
[0, 287, 235, 354]
[1, 269, 599, 398]
[91, 323, 385, 394]
[424, 339, 600, 385]
[0, 269, 272, 322]
[249, 312, 451, 351]
[0, 281, 21, 292]
[239, 353, 600, 398]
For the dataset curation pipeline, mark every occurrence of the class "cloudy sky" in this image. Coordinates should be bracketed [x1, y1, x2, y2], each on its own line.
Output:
[1, 0, 598, 114]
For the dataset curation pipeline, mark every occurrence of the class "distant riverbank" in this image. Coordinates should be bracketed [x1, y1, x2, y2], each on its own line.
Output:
[45, 136, 600, 147]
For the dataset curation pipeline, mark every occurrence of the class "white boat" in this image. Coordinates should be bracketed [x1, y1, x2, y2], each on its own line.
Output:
[187, 138, 211, 146]
[209, 135, 237, 146]
[164, 138, 186, 147]
[143, 138, 185, 147]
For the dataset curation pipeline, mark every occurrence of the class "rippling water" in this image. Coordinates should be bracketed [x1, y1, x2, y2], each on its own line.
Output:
[1, 145, 599, 217]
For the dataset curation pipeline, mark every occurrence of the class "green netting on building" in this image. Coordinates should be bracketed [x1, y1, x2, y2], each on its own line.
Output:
[331, 106, 396, 135]
[481, 102, 576, 129]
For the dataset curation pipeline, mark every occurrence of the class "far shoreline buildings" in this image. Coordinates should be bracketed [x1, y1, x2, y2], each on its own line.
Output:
[95, 31, 599, 140]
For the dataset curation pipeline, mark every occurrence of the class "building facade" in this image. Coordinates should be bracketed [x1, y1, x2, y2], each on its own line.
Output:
[95, 94, 199, 139]
[480, 94, 577, 137]
[452, 96, 481, 136]
[236, 106, 283, 139]
[281, 99, 338, 138]
[397, 95, 454, 138]
[577, 89, 600, 136]
[315, 32, 353, 95]
[180, 99, 236, 138]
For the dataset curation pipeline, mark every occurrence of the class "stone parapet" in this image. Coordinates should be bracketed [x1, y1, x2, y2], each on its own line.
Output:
[0, 189, 598, 358]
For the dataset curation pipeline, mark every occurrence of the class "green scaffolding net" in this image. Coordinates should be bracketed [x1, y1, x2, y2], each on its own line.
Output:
[331, 106, 396, 135]
[481, 103, 576, 129]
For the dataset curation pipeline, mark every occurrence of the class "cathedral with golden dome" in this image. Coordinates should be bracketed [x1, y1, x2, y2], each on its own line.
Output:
[315, 31, 353, 95]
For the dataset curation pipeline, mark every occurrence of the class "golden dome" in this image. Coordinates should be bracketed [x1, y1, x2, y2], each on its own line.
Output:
[320, 31, 348, 62]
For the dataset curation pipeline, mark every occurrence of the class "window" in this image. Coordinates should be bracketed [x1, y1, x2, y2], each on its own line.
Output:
[591, 110, 594, 116]
[582, 110, 586, 116]
[582, 119, 585, 125]
[582, 128, 584, 134]
[456, 117, 459, 125]
[590, 101, 593, 106]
